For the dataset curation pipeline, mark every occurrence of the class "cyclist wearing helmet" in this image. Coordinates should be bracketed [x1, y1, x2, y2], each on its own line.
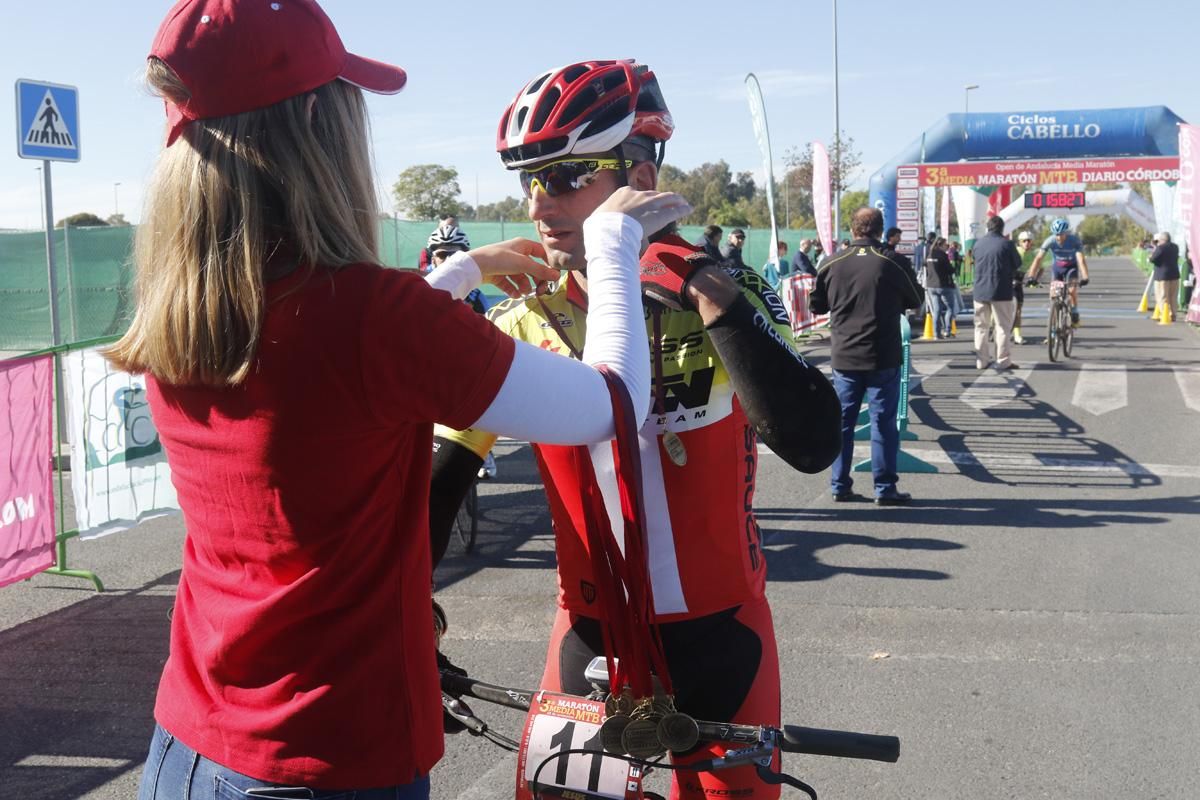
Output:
[428, 224, 489, 314]
[431, 59, 841, 800]
[1028, 217, 1090, 325]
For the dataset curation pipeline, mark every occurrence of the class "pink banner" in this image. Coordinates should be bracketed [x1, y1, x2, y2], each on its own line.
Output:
[939, 187, 951, 237]
[812, 141, 833, 255]
[1180, 125, 1200, 325]
[0, 355, 56, 588]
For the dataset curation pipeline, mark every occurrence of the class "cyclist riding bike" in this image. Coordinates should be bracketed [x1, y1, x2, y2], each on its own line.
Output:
[1027, 218, 1090, 326]
[430, 59, 841, 800]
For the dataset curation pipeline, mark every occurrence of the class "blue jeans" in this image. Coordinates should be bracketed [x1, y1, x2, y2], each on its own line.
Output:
[830, 368, 901, 498]
[927, 288, 955, 337]
[138, 725, 430, 800]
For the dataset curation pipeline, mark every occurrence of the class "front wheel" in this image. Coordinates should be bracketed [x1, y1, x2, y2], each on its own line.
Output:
[1061, 309, 1075, 358]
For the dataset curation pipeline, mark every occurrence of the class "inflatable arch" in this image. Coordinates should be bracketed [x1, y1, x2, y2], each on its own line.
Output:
[868, 105, 1187, 248]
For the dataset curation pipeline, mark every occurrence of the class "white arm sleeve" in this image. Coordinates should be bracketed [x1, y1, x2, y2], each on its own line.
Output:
[472, 211, 651, 444]
[423, 251, 481, 300]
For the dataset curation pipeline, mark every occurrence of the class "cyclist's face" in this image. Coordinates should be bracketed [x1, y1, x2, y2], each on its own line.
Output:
[1055, 232, 1069, 244]
[431, 246, 466, 267]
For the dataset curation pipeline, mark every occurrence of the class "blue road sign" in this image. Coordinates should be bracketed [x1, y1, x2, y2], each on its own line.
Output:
[16, 79, 81, 162]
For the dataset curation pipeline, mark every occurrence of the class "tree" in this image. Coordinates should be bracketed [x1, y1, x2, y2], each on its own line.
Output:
[392, 164, 469, 220]
[475, 195, 527, 221]
[657, 161, 763, 226]
[56, 212, 107, 228]
[837, 190, 870, 234]
[781, 132, 863, 229]
[106, 213, 131, 226]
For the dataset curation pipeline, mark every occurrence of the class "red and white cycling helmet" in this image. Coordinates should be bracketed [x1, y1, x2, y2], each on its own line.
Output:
[496, 59, 674, 169]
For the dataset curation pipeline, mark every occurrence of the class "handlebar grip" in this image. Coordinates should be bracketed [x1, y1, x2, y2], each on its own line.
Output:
[780, 725, 900, 763]
[440, 671, 534, 711]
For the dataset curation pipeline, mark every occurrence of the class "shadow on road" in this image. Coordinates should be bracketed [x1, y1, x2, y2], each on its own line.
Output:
[755, 526, 960, 583]
[0, 572, 176, 798]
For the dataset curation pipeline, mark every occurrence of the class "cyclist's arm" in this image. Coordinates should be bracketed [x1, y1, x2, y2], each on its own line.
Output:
[1076, 250, 1089, 281]
[701, 267, 842, 474]
[1028, 250, 1045, 281]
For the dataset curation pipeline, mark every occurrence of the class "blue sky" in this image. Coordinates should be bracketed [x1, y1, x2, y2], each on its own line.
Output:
[2, 0, 1198, 229]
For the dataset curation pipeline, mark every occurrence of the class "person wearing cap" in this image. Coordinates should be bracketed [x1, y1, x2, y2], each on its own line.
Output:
[431, 59, 841, 800]
[1012, 231, 1037, 343]
[105, 3, 692, 797]
[1149, 231, 1181, 320]
[722, 227, 748, 268]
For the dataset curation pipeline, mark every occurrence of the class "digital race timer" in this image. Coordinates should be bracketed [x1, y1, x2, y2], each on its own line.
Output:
[1023, 191, 1087, 210]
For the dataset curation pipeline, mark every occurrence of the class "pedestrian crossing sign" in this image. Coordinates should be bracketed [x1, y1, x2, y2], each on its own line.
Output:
[16, 79, 80, 162]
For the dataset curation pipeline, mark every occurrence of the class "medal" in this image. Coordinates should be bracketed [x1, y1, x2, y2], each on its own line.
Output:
[662, 431, 687, 467]
[599, 714, 631, 753]
[621, 717, 665, 759]
[657, 712, 700, 752]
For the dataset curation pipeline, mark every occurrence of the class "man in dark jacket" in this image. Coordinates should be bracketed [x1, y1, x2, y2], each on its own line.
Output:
[696, 224, 723, 262]
[924, 238, 956, 338]
[792, 238, 817, 276]
[970, 215, 1022, 370]
[1150, 231, 1181, 320]
[810, 207, 924, 506]
[722, 228, 748, 268]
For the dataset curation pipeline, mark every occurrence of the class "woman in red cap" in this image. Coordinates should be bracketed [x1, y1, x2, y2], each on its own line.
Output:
[109, 1, 690, 797]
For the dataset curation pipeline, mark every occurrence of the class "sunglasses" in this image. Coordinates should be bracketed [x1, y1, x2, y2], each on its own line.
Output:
[518, 158, 632, 199]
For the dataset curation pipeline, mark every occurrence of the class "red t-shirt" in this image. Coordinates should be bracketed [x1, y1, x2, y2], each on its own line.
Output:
[148, 263, 514, 787]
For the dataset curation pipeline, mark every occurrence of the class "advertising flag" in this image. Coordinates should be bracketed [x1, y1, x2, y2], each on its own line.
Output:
[940, 187, 951, 239]
[0, 355, 56, 588]
[813, 141, 833, 256]
[745, 74, 780, 274]
[1178, 125, 1200, 323]
[63, 347, 179, 539]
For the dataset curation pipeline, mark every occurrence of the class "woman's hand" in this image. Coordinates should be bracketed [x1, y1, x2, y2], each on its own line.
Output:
[469, 238, 559, 298]
[591, 187, 693, 250]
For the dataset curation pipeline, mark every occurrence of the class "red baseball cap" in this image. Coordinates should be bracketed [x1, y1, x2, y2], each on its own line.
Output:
[151, 0, 407, 145]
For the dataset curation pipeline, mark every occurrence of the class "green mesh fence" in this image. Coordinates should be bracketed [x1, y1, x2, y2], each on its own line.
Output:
[2, 221, 819, 352]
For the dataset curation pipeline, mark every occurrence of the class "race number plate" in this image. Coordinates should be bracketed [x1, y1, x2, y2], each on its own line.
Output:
[516, 691, 643, 800]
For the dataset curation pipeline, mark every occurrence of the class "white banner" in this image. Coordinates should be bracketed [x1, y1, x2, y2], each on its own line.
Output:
[950, 187, 991, 251]
[745, 74, 779, 271]
[63, 347, 179, 539]
[940, 187, 951, 239]
[1179, 124, 1199, 324]
[922, 187, 937, 234]
[812, 141, 833, 255]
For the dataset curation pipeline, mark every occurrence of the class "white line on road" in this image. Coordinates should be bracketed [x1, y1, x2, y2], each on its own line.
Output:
[960, 366, 1036, 410]
[1174, 367, 1200, 413]
[14, 755, 133, 768]
[1072, 363, 1128, 416]
[909, 358, 951, 391]
[454, 753, 519, 800]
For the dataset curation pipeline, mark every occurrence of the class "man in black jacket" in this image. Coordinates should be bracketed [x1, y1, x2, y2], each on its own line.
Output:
[970, 216, 1022, 370]
[1150, 231, 1181, 320]
[810, 207, 924, 506]
[792, 238, 817, 276]
[722, 228, 748, 268]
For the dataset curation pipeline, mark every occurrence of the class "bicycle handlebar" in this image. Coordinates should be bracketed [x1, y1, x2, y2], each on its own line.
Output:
[441, 671, 899, 763]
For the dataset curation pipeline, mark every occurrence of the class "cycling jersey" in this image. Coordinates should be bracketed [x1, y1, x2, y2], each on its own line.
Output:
[437, 260, 792, 622]
[1040, 234, 1084, 279]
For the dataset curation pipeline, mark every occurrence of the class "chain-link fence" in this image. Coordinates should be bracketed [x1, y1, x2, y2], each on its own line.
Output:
[3, 221, 818, 352]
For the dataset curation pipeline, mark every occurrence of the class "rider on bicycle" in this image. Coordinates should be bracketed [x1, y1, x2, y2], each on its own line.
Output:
[1027, 218, 1090, 326]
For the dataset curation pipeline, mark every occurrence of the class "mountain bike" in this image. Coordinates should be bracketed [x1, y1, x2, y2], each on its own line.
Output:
[1029, 274, 1077, 362]
[440, 662, 899, 800]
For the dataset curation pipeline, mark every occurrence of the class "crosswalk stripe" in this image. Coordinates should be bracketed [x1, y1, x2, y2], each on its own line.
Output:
[1174, 367, 1200, 413]
[909, 358, 950, 391]
[960, 366, 1035, 409]
[1072, 363, 1128, 415]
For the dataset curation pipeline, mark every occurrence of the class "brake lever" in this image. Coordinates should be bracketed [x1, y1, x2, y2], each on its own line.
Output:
[755, 765, 817, 800]
[442, 692, 488, 736]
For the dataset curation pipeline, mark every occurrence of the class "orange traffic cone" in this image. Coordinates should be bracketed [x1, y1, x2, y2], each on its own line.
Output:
[921, 311, 935, 340]
[1151, 304, 1162, 321]
[1158, 303, 1174, 325]
[1137, 291, 1150, 313]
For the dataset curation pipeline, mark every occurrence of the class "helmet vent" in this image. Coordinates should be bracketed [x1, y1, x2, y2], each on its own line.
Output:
[525, 73, 551, 95]
[516, 106, 529, 133]
[561, 87, 600, 126]
[562, 64, 589, 83]
[530, 87, 560, 133]
[580, 100, 630, 141]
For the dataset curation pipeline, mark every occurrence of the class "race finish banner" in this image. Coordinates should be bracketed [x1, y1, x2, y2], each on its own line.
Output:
[1179, 125, 1200, 324]
[0, 355, 56, 588]
[63, 346, 179, 539]
[898, 156, 1181, 188]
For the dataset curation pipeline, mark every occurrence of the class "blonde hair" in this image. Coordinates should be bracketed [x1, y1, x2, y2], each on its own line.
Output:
[104, 58, 380, 386]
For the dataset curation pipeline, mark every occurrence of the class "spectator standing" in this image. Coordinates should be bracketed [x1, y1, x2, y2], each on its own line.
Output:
[722, 228, 748, 268]
[696, 223, 723, 262]
[792, 238, 817, 276]
[1012, 231, 1037, 343]
[924, 237, 956, 338]
[947, 240, 963, 279]
[763, 241, 788, 290]
[810, 207, 924, 506]
[882, 227, 913, 268]
[970, 216, 1022, 370]
[811, 240, 825, 268]
[1149, 231, 1181, 320]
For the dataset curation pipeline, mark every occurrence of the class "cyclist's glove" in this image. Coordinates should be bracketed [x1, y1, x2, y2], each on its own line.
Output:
[639, 235, 717, 311]
[1025, 279, 1040, 288]
[1079, 278, 1090, 287]
[438, 650, 470, 734]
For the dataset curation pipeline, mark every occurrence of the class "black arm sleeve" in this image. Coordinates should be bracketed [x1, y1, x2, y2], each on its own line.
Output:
[429, 437, 483, 569]
[706, 294, 842, 473]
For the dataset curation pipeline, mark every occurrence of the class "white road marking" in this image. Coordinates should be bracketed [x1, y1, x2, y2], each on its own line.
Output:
[14, 756, 133, 768]
[909, 358, 951, 391]
[1174, 367, 1200, 413]
[960, 366, 1036, 410]
[453, 754, 518, 800]
[1072, 363, 1128, 416]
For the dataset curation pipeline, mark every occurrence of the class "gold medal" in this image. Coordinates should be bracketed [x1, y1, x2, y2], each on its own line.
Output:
[621, 718, 665, 759]
[662, 431, 687, 467]
[599, 714, 631, 753]
[657, 712, 700, 752]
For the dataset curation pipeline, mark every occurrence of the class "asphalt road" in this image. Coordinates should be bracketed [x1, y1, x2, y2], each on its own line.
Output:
[1, 256, 1197, 799]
